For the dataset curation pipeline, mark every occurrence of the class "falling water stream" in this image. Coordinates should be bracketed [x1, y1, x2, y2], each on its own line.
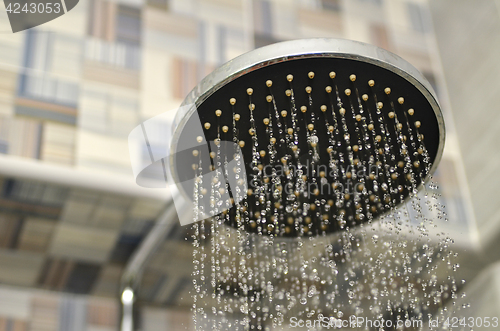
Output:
[187, 71, 465, 330]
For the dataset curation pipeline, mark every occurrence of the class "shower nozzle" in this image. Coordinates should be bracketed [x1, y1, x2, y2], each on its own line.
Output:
[170, 38, 445, 237]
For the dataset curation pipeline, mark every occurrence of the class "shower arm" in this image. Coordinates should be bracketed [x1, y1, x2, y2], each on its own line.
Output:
[119, 200, 178, 331]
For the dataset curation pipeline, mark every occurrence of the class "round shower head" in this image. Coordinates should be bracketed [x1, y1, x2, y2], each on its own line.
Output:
[170, 38, 445, 237]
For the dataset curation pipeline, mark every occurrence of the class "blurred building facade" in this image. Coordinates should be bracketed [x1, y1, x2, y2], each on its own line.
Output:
[0, 0, 479, 330]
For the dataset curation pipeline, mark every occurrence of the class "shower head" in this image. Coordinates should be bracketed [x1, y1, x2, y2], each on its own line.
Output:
[170, 38, 445, 237]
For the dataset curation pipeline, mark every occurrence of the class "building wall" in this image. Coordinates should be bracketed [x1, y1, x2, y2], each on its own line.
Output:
[0, 0, 479, 330]
[430, 0, 500, 261]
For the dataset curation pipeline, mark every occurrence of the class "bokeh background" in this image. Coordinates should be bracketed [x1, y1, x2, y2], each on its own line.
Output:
[0, 0, 498, 330]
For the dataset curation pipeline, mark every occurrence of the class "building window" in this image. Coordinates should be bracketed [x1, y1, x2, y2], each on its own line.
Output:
[116, 5, 142, 45]
[20, 30, 80, 108]
[86, 1, 142, 69]
[18, 73, 79, 108]
[85, 38, 141, 70]
[88, 0, 142, 45]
